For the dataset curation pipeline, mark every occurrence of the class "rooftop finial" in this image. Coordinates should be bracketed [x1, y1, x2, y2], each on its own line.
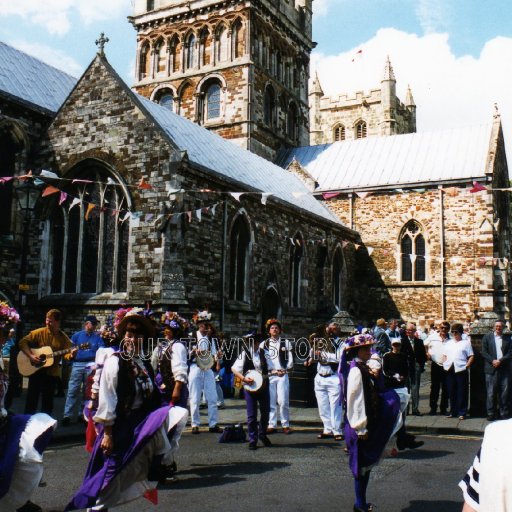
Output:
[95, 33, 109, 57]
[383, 55, 396, 81]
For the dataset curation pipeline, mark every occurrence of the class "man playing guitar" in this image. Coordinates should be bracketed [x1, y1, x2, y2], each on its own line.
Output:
[19, 309, 76, 415]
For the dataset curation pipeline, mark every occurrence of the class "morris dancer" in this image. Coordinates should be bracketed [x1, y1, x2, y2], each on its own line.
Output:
[151, 313, 189, 480]
[340, 334, 401, 512]
[231, 330, 272, 450]
[264, 319, 293, 434]
[306, 324, 344, 440]
[65, 310, 188, 511]
[188, 311, 221, 434]
[0, 352, 57, 512]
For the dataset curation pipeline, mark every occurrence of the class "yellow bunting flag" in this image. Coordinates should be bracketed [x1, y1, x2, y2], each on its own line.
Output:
[85, 203, 96, 220]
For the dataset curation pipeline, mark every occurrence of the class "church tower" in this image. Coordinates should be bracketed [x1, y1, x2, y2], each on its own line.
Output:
[130, 0, 314, 162]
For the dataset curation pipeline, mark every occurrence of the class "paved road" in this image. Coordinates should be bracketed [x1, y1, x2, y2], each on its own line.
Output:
[33, 430, 479, 512]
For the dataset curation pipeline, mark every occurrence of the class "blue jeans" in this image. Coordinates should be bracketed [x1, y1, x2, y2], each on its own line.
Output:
[63, 363, 92, 419]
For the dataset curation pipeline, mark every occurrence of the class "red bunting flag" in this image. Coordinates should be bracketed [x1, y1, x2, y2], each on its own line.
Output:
[138, 177, 153, 190]
[18, 170, 33, 181]
[470, 181, 487, 193]
[143, 489, 158, 505]
[322, 192, 341, 200]
[42, 185, 60, 197]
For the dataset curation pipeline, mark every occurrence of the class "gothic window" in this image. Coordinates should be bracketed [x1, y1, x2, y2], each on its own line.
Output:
[356, 120, 367, 139]
[49, 164, 129, 295]
[263, 85, 276, 127]
[206, 82, 221, 119]
[155, 88, 174, 111]
[199, 27, 211, 67]
[289, 233, 304, 308]
[400, 220, 426, 282]
[276, 51, 282, 81]
[147, 0, 154, 10]
[139, 43, 151, 79]
[170, 36, 180, 73]
[333, 124, 345, 142]
[229, 215, 251, 301]
[332, 248, 344, 309]
[185, 33, 196, 70]
[232, 19, 245, 58]
[216, 25, 228, 62]
[287, 102, 298, 141]
[0, 124, 24, 236]
[155, 39, 166, 74]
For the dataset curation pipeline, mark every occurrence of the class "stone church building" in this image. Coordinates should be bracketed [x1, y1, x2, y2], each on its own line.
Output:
[0, 0, 510, 333]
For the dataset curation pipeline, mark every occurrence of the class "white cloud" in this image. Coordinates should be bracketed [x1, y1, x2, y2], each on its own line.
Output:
[9, 39, 83, 77]
[0, 0, 129, 36]
[311, 28, 512, 143]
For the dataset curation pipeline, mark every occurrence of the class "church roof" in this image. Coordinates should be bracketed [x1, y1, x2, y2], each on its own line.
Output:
[137, 95, 341, 224]
[277, 124, 494, 191]
[0, 41, 76, 115]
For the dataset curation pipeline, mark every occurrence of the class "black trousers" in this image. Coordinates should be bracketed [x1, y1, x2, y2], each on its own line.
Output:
[25, 370, 56, 414]
[429, 362, 448, 413]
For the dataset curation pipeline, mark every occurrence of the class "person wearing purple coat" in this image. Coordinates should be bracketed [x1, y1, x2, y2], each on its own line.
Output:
[340, 334, 401, 512]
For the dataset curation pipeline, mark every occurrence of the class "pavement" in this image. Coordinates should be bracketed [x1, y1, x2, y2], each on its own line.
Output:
[9, 365, 488, 444]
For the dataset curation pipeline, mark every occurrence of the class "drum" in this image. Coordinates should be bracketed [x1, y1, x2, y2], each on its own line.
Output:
[243, 369, 264, 393]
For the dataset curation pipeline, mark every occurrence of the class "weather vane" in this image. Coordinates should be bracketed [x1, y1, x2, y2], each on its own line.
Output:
[95, 33, 109, 57]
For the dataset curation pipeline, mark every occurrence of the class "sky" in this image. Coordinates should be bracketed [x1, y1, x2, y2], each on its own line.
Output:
[0, 0, 511, 148]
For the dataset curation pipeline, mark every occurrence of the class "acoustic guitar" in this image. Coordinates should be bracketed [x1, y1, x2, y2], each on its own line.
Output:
[17, 343, 90, 377]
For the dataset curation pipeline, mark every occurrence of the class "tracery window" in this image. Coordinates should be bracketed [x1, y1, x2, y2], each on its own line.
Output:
[170, 36, 180, 73]
[287, 102, 298, 141]
[229, 215, 251, 301]
[263, 85, 276, 127]
[400, 220, 426, 282]
[185, 33, 196, 70]
[232, 19, 245, 58]
[289, 233, 304, 308]
[216, 25, 228, 62]
[199, 28, 212, 67]
[201, 80, 222, 121]
[333, 124, 345, 142]
[49, 164, 129, 294]
[155, 88, 174, 111]
[356, 120, 367, 139]
[139, 43, 151, 79]
[155, 40, 166, 74]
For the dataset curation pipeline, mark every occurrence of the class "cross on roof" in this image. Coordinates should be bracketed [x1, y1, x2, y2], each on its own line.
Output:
[95, 33, 109, 57]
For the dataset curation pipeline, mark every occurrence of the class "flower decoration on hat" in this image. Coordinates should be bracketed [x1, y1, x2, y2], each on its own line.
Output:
[162, 311, 188, 331]
[344, 333, 376, 351]
[114, 306, 132, 328]
[265, 318, 282, 332]
[0, 302, 20, 328]
[192, 309, 211, 324]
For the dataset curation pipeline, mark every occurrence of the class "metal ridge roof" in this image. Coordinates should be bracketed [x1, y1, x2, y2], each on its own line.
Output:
[137, 94, 344, 225]
[278, 124, 495, 191]
[0, 41, 76, 114]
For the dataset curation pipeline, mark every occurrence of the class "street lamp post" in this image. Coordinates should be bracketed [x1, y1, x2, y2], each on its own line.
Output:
[14, 178, 40, 333]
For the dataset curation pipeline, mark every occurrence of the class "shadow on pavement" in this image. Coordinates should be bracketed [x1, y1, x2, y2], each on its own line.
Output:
[167, 461, 290, 489]
[395, 449, 454, 460]
[401, 500, 461, 511]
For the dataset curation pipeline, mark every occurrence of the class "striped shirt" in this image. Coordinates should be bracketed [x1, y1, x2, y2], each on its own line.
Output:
[459, 448, 480, 511]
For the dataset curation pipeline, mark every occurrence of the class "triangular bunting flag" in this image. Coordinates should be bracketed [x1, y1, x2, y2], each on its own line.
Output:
[354, 244, 360, 250]
[342, 240, 349, 248]
[186, 211, 192, 222]
[230, 192, 244, 202]
[138, 177, 153, 190]
[211, 204, 217, 216]
[367, 247, 374, 256]
[143, 488, 158, 505]
[494, 219, 500, 230]
[69, 198, 81, 211]
[85, 203, 96, 220]
[356, 191, 372, 199]
[0, 176, 14, 184]
[196, 208, 202, 222]
[122, 212, 131, 222]
[59, 191, 68, 205]
[395, 188, 404, 194]
[290, 238, 295, 246]
[145, 213, 154, 222]
[106, 177, 116, 186]
[40, 169, 60, 179]
[18, 170, 33, 181]
[41, 185, 60, 197]
[470, 181, 487, 193]
[322, 192, 341, 200]
[261, 193, 272, 205]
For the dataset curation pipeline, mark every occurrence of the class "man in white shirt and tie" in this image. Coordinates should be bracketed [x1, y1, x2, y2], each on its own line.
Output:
[264, 318, 294, 434]
[481, 320, 512, 421]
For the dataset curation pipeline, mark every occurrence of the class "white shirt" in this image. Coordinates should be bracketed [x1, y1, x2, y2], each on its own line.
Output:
[424, 331, 448, 366]
[495, 333, 504, 360]
[265, 337, 294, 371]
[442, 338, 474, 372]
[94, 355, 154, 426]
[311, 340, 345, 376]
[232, 343, 269, 374]
[151, 340, 188, 384]
[346, 363, 368, 435]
